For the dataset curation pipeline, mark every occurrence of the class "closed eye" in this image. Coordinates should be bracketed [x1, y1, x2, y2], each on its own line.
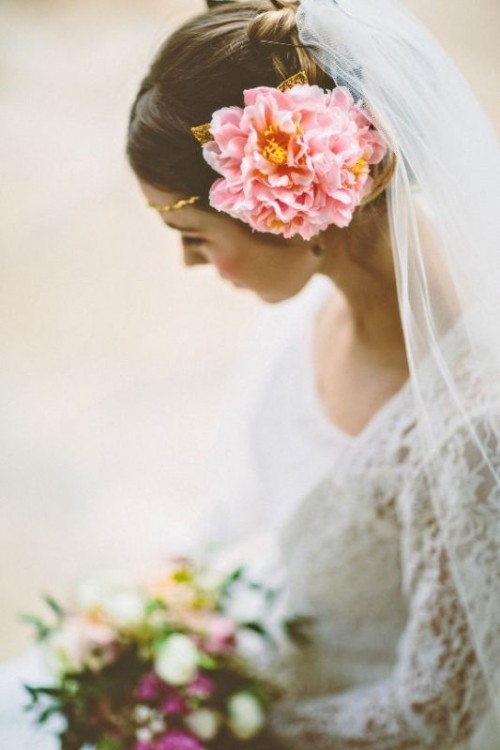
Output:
[181, 236, 205, 247]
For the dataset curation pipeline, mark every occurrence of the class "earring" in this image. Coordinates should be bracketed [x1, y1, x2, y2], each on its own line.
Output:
[311, 241, 324, 258]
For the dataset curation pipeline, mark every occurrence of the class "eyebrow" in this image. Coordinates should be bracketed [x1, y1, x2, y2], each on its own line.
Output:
[163, 220, 201, 233]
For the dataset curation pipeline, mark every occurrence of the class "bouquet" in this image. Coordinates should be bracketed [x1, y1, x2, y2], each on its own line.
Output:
[24, 557, 280, 750]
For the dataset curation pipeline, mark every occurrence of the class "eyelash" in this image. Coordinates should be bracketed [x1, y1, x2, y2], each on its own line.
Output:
[182, 237, 205, 247]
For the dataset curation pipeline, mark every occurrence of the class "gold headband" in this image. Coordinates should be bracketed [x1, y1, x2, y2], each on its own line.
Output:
[190, 71, 308, 144]
[148, 195, 200, 213]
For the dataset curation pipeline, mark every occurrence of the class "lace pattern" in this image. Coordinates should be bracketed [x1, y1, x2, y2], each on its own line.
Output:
[267, 328, 500, 749]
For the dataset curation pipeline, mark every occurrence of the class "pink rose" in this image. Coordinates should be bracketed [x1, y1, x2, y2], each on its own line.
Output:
[203, 615, 236, 655]
[203, 83, 387, 240]
[185, 673, 215, 699]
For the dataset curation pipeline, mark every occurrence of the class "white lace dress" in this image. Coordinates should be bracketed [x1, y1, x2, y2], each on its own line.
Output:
[209, 279, 500, 749]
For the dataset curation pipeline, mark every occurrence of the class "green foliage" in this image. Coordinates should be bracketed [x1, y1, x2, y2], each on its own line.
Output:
[19, 614, 52, 642]
[23, 563, 281, 749]
[283, 615, 315, 646]
[96, 738, 126, 750]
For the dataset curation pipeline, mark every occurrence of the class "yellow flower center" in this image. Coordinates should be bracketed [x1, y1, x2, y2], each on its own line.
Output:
[267, 217, 286, 230]
[348, 158, 369, 177]
[262, 124, 289, 165]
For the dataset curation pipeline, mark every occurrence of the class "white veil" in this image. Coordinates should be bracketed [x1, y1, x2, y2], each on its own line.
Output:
[297, 0, 500, 741]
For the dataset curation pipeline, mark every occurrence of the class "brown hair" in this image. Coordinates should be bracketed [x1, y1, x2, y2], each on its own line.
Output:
[127, 0, 394, 212]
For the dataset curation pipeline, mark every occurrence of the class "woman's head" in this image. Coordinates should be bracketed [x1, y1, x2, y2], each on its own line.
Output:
[127, 0, 394, 200]
[127, 1, 334, 201]
[127, 0, 395, 301]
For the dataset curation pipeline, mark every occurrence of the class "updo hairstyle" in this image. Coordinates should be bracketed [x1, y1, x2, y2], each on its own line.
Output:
[127, 0, 394, 215]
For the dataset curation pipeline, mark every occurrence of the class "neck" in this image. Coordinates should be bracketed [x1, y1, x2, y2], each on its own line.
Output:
[317, 205, 408, 367]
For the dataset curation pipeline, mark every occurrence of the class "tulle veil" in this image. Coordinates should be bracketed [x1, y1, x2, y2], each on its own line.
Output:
[294, 0, 500, 744]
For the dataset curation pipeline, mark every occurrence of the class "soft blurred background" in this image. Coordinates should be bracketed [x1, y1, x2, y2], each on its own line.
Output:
[1, 0, 499, 661]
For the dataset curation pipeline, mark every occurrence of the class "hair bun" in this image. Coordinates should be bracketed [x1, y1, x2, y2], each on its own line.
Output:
[247, 1, 299, 46]
[247, 1, 319, 81]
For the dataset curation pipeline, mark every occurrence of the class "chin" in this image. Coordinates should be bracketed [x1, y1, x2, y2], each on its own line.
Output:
[256, 280, 311, 304]
[257, 290, 299, 304]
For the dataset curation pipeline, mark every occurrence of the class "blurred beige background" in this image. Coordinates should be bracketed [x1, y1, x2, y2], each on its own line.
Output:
[1, 0, 499, 660]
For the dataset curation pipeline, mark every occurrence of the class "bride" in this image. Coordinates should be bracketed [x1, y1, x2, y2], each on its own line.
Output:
[1, 0, 499, 748]
[127, 0, 500, 747]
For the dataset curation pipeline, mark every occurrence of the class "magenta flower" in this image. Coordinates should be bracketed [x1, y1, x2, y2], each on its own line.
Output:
[162, 692, 187, 715]
[135, 672, 163, 701]
[202, 83, 387, 240]
[155, 730, 205, 750]
[185, 673, 215, 699]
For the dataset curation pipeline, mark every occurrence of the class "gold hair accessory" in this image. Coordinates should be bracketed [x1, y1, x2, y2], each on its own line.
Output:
[148, 195, 200, 212]
[190, 123, 213, 146]
[190, 71, 309, 144]
[277, 71, 308, 91]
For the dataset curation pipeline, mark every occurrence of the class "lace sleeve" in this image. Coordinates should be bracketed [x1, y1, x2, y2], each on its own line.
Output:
[268, 411, 500, 749]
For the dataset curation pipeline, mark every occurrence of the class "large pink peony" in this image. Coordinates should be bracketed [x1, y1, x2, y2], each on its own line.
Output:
[202, 83, 388, 241]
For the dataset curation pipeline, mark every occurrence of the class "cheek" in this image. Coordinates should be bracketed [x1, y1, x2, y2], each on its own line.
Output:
[213, 256, 242, 276]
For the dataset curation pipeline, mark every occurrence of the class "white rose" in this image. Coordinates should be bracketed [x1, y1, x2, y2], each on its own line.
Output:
[185, 708, 220, 740]
[133, 704, 153, 723]
[154, 633, 199, 686]
[75, 570, 136, 610]
[75, 578, 109, 610]
[103, 590, 146, 628]
[149, 715, 166, 734]
[235, 628, 267, 662]
[46, 623, 85, 675]
[225, 585, 266, 624]
[136, 727, 153, 743]
[227, 691, 265, 739]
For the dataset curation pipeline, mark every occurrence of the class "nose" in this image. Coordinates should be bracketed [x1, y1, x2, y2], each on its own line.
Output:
[182, 248, 210, 267]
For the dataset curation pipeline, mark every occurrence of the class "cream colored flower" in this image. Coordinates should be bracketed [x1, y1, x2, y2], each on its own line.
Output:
[154, 633, 199, 686]
[185, 708, 220, 740]
[227, 691, 265, 739]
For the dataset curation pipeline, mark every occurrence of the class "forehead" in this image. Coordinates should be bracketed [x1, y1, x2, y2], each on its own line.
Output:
[138, 181, 205, 231]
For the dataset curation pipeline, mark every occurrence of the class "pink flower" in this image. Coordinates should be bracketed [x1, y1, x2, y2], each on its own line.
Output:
[162, 692, 187, 715]
[135, 672, 163, 701]
[155, 730, 205, 750]
[203, 83, 388, 240]
[203, 615, 236, 655]
[185, 673, 215, 699]
[47, 615, 117, 674]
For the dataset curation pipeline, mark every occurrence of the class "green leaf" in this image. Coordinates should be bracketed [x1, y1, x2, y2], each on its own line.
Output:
[226, 566, 245, 583]
[197, 651, 217, 670]
[36, 705, 61, 725]
[96, 737, 126, 750]
[23, 684, 41, 705]
[19, 614, 52, 641]
[241, 621, 267, 636]
[283, 615, 315, 646]
[43, 594, 65, 620]
[30, 685, 62, 697]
